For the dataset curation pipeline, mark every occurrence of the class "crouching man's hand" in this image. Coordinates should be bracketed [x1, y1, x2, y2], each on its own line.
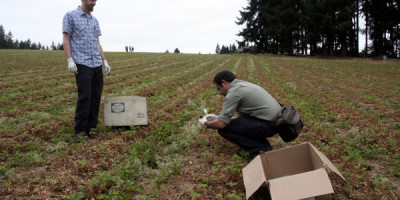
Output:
[204, 118, 227, 130]
[199, 114, 228, 130]
[205, 114, 218, 121]
[199, 114, 217, 128]
[199, 116, 208, 128]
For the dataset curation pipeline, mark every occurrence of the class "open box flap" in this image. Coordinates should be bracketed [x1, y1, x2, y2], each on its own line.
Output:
[269, 168, 334, 200]
[310, 144, 346, 181]
[242, 155, 267, 199]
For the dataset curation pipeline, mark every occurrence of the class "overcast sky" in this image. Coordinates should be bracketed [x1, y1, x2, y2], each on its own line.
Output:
[0, 0, 249, 54]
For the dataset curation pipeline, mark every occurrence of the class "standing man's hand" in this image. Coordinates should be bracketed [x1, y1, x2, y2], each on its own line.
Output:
[103, 60, 111, 74]
[67, 58, 78, 74]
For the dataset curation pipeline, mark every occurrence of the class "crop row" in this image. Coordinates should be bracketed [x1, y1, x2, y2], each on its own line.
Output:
[253, 56, 399, 198]
[1, 50, 399, 199]
[0, 50, 246, 198]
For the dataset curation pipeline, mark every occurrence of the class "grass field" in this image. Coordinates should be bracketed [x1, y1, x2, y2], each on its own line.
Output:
[0, 49, 399, 199]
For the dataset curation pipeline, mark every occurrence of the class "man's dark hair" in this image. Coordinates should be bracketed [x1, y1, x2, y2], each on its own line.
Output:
[213, 71, 237, 85]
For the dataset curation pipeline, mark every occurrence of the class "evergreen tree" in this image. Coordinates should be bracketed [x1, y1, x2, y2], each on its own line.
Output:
[354, 0, 361, 56]
[18, 40, 24, 49]
[14, 39, 19, 49]
[0, 25, 5, 49]
[25, 39, 32, 49]
[382, 0, 399, 58]
[236, 0, 263, 51]
[5, 31, 14, 49]
[360, 0, 400, 58]
[237, 0, 366, 57]
[215, 43, 221, 54]
[31, 42, 38, 50]
[57, 43, 64, 50]
[174, 48, 180, 53]
[303, 0, 323, 55]
[231, 43, 237, 53]
[51, 41, 57, 50]
[220, 45, 226, 54]
[0, 24, 78, 51]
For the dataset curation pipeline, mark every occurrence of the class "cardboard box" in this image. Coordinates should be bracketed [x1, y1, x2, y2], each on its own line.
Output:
[242, 142, 345, 200]
[104, 96, 148, 126]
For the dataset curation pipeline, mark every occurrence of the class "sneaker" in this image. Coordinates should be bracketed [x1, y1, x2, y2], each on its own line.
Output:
[74, 131, 89, 140]
[87, 129, 104, 138]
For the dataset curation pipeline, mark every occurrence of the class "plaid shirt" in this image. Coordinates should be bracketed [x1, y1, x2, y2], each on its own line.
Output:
[62, 6, 103, 68]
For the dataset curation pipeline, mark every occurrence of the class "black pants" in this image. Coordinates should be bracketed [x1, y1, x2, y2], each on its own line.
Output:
[74, 64, 103, 134]
[218, 116, 277, 154]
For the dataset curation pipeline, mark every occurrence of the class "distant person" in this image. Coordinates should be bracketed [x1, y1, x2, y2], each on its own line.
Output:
[62, 0, 111, 139]
[202, 71, 282, 155]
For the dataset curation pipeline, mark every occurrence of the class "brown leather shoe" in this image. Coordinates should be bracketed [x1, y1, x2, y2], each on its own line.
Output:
[74, 131, 88, 140]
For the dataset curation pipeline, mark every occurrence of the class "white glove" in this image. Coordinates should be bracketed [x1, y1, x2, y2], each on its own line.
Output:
[67, 58, 78, 74]
[205, 114, 218, 121]
[103, 60, 111, 74]
[199, 116, 208, 128]
[198, 114, 218, 128]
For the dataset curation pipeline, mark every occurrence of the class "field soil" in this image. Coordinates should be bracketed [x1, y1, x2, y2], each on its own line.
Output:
[0, 50, 399, 199]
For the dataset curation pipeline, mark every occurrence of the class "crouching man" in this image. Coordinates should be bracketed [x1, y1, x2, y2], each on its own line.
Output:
[203, 71, 282, 154]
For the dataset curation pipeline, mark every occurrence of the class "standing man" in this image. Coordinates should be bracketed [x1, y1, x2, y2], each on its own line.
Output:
[203, 71, 282, 155]
[63, 0, 111, 139]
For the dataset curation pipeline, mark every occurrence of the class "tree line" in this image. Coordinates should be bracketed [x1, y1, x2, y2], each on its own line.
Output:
[215, 43, 238, 54]
[236, 0, 400, 58]
[165, 48, 181, 53]
[0, 25, 63, 50]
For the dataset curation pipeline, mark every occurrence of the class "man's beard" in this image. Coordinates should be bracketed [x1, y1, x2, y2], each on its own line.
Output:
[86, 4, 95, 12]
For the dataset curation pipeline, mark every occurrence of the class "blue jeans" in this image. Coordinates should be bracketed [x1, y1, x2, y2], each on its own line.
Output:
[74, 64, 103, 134]
[218, 116, 277, 154]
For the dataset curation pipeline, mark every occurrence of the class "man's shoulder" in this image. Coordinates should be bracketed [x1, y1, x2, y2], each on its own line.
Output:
[238, 80, 263, 91]
[226, 81, 243, 98]
[65, 7, 83, 16]
[66, 7, 78, 14]
[232, 80, 256, 90]
[232, 80, 265, 97]
[64, 9, 77, 18]
[228, 79, 258, 94]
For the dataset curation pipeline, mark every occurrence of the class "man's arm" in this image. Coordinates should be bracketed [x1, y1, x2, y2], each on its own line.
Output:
[97, 37, 106, 60]
[63, 32, 78, 74]
[97, 37, 111, 74]
[204, 119, 227, 130]
[63, 33, 72, 58]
